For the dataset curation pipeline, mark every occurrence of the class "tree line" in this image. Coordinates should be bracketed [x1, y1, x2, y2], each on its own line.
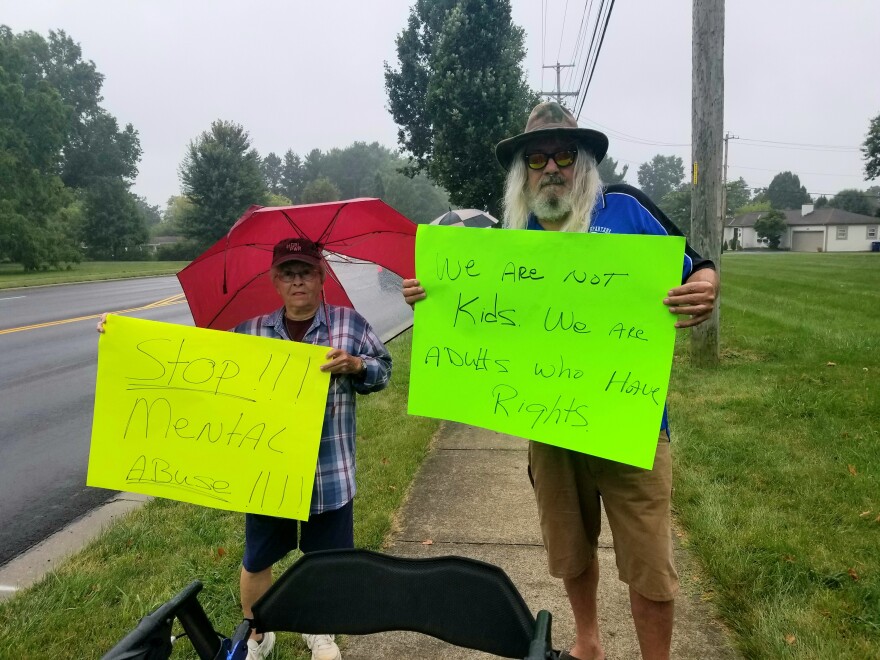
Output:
[160, 123, 452, 259]
[632, 154, 880, 248]
[4, 7, 878, 270]
[0, 26, 151, 270]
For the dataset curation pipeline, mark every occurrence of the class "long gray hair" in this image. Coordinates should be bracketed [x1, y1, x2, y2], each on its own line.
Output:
[502, 147, 603, 232]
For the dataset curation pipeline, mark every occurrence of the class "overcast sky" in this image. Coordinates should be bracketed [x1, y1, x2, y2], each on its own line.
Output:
[3, 0, 878, 207]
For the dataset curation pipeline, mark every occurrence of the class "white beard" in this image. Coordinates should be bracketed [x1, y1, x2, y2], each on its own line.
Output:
[529, 181, 573, 223]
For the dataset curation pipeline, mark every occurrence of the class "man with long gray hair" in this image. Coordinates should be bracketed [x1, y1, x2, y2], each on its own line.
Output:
[403, 101, 717, 660]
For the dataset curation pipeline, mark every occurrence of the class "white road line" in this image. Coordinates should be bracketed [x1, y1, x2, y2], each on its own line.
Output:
[0, 296, 26, 302]
[0, 585, 18, 592]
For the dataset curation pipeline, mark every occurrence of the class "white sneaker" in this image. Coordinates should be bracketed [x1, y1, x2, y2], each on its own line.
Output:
[246, 631, 275, 659]
[303, 633, 341, 660]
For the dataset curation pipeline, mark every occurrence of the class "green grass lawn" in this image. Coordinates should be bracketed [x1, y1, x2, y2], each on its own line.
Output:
[0, 261, 189, 289]
[1, 252, 877, 658]
[671, 252, 880, 659]
[0, 331, 440, 660]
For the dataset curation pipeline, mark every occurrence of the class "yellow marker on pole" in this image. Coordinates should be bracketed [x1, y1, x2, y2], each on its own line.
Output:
[692, 162, 699, 185]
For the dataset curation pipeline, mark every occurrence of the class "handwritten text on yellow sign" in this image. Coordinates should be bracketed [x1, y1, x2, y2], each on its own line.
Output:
[88, 316, 330, 519]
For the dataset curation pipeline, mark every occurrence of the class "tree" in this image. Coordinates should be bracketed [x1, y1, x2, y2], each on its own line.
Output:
[725, 177, 751, 217]
[380, 168, 450, 223]
[80, 178, 148, 259]
[637, 155, 684, 202]
[737, 200, 772, 215]
[266, 193, 293, 206]
[766, 171, 811, 209]
[658, 185, 692, 237]
[829, 188, 872, 216]
[280, 150, 304, 202]
[260, 152, 283, 194]
[867, 185, 880, 217]
[301, 177, 340, 204]
[597, 155, 628, 184]
[0, 26, 80, 269]
[163, 195, 193, 233]
[385, 0, 537, 215]
[814, 195, 828, 209]
[303, 148, 324, 181]
[178, 120, 268, 247]
[7, 27, 145, 263]
[134, 195, 162, 227]
[753, 209, 787, 249]
[320, 142, 394, 199]
[863, 112, 880, 180]
[61, 111, 141, 189]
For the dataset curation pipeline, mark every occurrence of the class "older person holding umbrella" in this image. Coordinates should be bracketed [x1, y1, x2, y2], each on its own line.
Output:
[98, 235, 392, 660]
[232, 236, 391, 660]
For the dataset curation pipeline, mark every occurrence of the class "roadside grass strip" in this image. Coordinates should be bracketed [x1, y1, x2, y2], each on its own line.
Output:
[0, 330, 439, 659]
[0, 261, 189, 289]
[671, 253, 879, 659]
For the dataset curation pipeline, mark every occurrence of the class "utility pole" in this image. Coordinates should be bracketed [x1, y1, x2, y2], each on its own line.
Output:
[541, 63, 577, 105]
[721, 131, 738, 226]
[690, 0, 725, 366]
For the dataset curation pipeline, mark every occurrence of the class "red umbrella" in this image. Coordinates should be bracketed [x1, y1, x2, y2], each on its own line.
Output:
[177, 198, 417, 330]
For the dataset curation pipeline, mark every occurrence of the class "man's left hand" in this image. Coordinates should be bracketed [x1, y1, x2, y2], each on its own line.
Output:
[664, 268, 718, 328]
[321, 348, 365, 375]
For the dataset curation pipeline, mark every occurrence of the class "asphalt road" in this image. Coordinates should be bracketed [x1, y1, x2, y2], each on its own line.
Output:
[0, 268, 412, 566]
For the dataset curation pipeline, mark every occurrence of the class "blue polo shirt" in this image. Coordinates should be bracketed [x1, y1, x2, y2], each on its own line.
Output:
[526, 183, 715, 433]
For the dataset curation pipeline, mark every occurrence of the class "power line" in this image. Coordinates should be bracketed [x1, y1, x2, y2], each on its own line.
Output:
[562, 0, 594, 94]
[729, 163, 867, 178]
[737, 137, 859, 151]
[575, 0, 615, 119]
[541, 0, 547, 92]
[572, 0, 616, 119]
[556, 0, 571, 62]
[570, 0, 605, 114]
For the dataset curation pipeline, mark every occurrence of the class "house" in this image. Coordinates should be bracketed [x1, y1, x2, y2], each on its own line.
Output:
[725, 205, 880, 252]
[145, 235, 184, 253]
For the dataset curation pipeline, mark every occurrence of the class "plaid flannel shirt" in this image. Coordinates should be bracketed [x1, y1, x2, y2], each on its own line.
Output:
[233, 305, 391, 515]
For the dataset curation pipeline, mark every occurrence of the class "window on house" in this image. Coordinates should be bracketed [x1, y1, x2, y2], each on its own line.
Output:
[836, 226, 848, 240]
[868, 225, 878, 240]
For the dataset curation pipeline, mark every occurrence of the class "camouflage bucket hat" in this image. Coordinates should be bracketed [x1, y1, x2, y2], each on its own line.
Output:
[495, 101, 609, 170]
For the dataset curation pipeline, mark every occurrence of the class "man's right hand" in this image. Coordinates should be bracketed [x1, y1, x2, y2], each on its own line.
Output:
[96, 313, 108, 333]
[402, 278, 426, 307]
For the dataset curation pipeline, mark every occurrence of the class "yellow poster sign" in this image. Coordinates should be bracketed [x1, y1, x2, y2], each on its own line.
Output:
[88, 316, 330, 520]
[408, 226, 685, 469]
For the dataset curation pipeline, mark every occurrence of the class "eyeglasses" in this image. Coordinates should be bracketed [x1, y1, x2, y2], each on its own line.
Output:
[524, 148, 578, 170]
[275, 267, 318, 283]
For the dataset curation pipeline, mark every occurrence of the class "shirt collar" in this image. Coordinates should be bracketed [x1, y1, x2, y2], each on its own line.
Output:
[265, 304, 327, 335]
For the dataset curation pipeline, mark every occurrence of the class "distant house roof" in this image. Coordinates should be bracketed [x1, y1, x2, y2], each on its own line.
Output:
[146, 235, 184, 245]
[729, 208, 878, 228]
[727, 206, 880, 227]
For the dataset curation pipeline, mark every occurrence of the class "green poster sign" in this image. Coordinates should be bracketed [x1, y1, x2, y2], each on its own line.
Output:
[408, 225, 685, 469]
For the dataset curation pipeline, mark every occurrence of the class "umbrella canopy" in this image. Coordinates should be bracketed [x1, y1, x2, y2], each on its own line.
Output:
[177, 198, 416, 330]
[430, 209, 500, 228]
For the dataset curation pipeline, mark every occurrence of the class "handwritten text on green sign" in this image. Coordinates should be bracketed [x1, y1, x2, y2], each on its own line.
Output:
[408, 226, 685, 468]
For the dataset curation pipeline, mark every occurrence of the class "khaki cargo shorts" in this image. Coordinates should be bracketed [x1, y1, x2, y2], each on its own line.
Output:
[528, 433, 678, 601]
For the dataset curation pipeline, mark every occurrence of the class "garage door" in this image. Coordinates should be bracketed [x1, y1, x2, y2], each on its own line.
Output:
[791, 231, 823, 252]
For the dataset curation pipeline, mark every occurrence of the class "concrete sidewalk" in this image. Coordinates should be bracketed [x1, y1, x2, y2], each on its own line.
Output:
[344, 422, 739, 660]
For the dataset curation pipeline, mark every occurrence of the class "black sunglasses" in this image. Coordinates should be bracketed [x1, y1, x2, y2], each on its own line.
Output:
[524, 148, 578, 170]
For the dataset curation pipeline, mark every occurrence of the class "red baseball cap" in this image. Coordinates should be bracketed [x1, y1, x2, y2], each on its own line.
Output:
[271, 238, 322, 268]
